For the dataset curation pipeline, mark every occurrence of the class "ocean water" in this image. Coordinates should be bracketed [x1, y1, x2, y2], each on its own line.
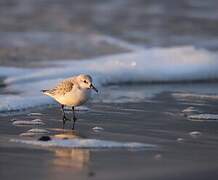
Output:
[0, 37, 218, 112]
[0, 0, 218, 112]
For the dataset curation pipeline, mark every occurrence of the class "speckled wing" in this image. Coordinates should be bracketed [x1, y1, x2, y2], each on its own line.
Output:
[46, 80, 74, 96]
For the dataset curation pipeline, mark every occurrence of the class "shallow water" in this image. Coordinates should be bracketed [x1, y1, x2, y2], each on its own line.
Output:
[1, 93, 218, 180]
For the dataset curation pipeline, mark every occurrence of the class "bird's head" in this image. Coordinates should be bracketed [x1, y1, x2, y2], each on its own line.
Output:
[77, 74, 98, 93]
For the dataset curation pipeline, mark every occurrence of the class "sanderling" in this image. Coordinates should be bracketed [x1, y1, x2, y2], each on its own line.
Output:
[42, 74, 98, 129]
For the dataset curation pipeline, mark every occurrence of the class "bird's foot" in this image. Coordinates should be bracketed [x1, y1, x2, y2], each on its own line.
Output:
[72, 117, 77, 130]
[62, 115, 71, 129]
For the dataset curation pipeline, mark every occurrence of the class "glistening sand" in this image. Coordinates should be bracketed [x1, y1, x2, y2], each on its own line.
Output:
[1, 91, 218, 180]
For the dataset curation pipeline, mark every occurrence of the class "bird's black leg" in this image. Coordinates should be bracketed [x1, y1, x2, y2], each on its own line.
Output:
[72, 106, 77, 130]
[61, 105, 66, 129]
[61, 105, 70, 129]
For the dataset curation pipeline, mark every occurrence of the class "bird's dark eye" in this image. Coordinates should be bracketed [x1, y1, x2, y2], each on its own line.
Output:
[84, 80, 87, 83]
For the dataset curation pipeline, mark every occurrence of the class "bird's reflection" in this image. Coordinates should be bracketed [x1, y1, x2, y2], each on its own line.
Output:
[50, 131, 90, 172]
[53, 148, 90, 171]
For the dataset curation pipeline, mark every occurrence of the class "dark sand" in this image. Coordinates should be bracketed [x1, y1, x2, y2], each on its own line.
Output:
[1, 91, 218, 180]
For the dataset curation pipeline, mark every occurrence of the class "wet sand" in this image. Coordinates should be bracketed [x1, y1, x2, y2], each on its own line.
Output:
[1, 91, 218, 180]
[1, 1, 218, 179]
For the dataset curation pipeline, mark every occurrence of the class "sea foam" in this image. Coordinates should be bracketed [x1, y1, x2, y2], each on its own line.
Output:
[1, 45, 218, 112]
[11, 138, 156, 150]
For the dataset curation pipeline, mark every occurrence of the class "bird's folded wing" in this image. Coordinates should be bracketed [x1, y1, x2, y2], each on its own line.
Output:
[47, 80, 74, 96]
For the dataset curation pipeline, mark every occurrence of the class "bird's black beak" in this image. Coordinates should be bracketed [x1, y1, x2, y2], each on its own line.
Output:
[90, 84, 98, 93]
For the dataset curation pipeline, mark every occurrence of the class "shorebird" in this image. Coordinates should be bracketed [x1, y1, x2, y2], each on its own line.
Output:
[42, 74, 98, 130]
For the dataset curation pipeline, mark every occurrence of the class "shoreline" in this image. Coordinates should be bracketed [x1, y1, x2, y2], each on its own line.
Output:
[1, 91, 218, 179]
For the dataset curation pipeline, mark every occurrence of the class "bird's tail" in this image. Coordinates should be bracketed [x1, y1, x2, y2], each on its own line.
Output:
[41, 89, 53, 97]
[41, 89, 48, 93]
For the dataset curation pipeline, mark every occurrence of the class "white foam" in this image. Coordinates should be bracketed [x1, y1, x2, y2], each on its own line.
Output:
[11, 138, 156, 150]
[5, 46, 218, 85]
[182, 107, 199, 114]
[20, 132, 38, 137]
[20, 128, 49, 137]
[27, 128, 49, 133]
[28, 112, 43, 116]
[92, 126, 104, 132]
[189, 131, 202, 138]
[177, 138, 185, 143]
[12, 119, 45, 126]
[188, 114, 218, 121]
[182, 107, 200, 116]
[173, 93, 218, 101]
[1, 46, 218, 112]
[0, 94, 52, 112]
[31, 119, 44, 123]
